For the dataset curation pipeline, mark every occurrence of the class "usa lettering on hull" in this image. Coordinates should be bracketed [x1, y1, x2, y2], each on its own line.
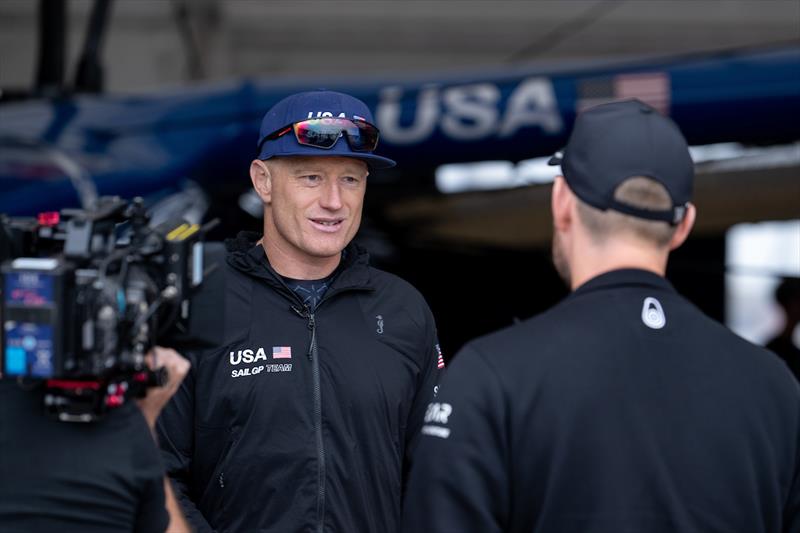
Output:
[376, 77, 563, 145]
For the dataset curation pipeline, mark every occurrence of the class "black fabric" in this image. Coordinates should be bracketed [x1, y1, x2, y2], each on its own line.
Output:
[767, 335, 800, 382]
[403, 269, 800, 533]
[158, 232, 442, 533]
[0, 381, 169, 533]
[281, 275, 333, 311]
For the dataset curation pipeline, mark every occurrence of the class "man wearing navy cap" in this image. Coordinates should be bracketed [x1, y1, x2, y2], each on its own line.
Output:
[402, 99, 800, 532]
[158, 90, 443, 532]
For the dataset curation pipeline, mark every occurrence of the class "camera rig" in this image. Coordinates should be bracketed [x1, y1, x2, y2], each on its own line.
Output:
[0, 196, 218, 422]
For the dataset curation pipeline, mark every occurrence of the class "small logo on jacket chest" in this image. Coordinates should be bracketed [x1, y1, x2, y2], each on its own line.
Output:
[229, 347, 293, 378]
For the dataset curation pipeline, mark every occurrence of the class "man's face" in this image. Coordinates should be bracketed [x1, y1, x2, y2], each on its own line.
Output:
[263, 156, 368, 264]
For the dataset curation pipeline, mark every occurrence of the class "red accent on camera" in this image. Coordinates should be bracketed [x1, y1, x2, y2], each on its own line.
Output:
[46, 379, 101, 390]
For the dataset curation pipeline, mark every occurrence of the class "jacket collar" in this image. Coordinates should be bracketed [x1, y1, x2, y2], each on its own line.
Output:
[570, 268, 675, 299]
[225, 231, 373, 291]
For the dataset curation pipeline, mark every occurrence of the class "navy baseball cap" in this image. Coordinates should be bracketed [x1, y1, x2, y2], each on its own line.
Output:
[549, 99, 694, 224]
[256, 90, 396, 169]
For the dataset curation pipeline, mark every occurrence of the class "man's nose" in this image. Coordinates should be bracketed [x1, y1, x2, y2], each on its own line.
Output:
[319, 180, 343, 210]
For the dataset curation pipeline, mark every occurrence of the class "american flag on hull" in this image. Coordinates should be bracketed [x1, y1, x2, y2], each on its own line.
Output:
[576, 72, 671, 115]
[273, 346, 292, 359]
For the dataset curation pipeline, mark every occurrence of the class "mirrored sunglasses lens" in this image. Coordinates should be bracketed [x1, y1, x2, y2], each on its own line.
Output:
[348, 121, 379, 152]
[294, 119, 342, 148]
[292, 118, 380, 151]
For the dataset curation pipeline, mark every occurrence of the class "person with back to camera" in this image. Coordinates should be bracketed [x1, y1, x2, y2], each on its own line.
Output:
[157, 89, 444, 533]
[0, 347, 192, 532]
[401, 99, 800, 533]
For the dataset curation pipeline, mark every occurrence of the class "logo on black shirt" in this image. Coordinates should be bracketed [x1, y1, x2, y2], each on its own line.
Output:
[641, 297, 666, 329]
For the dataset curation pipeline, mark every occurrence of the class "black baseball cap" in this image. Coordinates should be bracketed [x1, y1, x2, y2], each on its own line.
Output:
[548, 99, 694, 224]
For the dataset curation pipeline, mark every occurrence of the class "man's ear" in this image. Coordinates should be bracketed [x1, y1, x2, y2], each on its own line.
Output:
[668, 202, 696, 251]
[551, 176, 574, 232]
[250, 159, 273, 204]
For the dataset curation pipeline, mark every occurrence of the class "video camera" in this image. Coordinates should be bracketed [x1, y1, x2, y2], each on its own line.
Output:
[0, 196, 218, 422]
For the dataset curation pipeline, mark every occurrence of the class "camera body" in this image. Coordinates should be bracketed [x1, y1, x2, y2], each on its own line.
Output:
[0, 197, 217, 421]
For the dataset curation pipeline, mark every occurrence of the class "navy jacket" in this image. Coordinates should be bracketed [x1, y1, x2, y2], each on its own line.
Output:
[403, 269, 800, 533]
[158, 233, 441, 533]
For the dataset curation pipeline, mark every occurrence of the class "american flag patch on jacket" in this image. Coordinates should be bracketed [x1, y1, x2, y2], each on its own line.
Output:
[436, 344, 445, 369]
[273, 346, 292, 359]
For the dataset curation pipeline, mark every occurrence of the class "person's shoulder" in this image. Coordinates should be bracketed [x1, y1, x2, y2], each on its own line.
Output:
[460, 303, 573, 369]
[108, 404, 165, 472]
[367, 265, 418, 291]
[738, 338, 799, 401]
[715, 320, 798, 382]
[106, 402, 153, 436]
[672, 297, 800, 394]
[367, 266, 430, 308]
[676, 295, 771, 353]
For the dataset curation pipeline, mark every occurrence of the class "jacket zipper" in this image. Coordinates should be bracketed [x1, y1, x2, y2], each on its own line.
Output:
[307, 309, 325, 533]
[291, 303, 325, 532]
[283, 286, 367, 533]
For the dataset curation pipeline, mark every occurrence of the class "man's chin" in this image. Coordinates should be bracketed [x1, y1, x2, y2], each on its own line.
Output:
[303, 238, 351, 260]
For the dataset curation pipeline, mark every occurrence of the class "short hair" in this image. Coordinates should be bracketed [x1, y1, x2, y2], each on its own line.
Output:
[575, 176, 677, 247]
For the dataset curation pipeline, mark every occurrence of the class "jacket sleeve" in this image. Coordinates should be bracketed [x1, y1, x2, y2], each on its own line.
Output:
[156, 356, 215, 533]
[403, 304, 445, 471]
[401, 344, 510, 533]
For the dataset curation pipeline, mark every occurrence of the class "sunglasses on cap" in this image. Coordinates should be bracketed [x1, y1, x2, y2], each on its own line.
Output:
[263, 117, 380, 152]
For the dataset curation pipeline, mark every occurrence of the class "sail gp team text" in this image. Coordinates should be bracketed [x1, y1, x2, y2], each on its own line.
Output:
[230, 348, 293, 378]
[232, 364, 292, 378]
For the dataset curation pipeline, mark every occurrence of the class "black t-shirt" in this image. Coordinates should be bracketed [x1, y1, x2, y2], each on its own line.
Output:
[0, 380, 169, 533]
[403, 269, 800, 533]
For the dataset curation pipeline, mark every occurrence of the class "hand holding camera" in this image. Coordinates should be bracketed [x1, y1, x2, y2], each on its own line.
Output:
[136, 346, 190, 430]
